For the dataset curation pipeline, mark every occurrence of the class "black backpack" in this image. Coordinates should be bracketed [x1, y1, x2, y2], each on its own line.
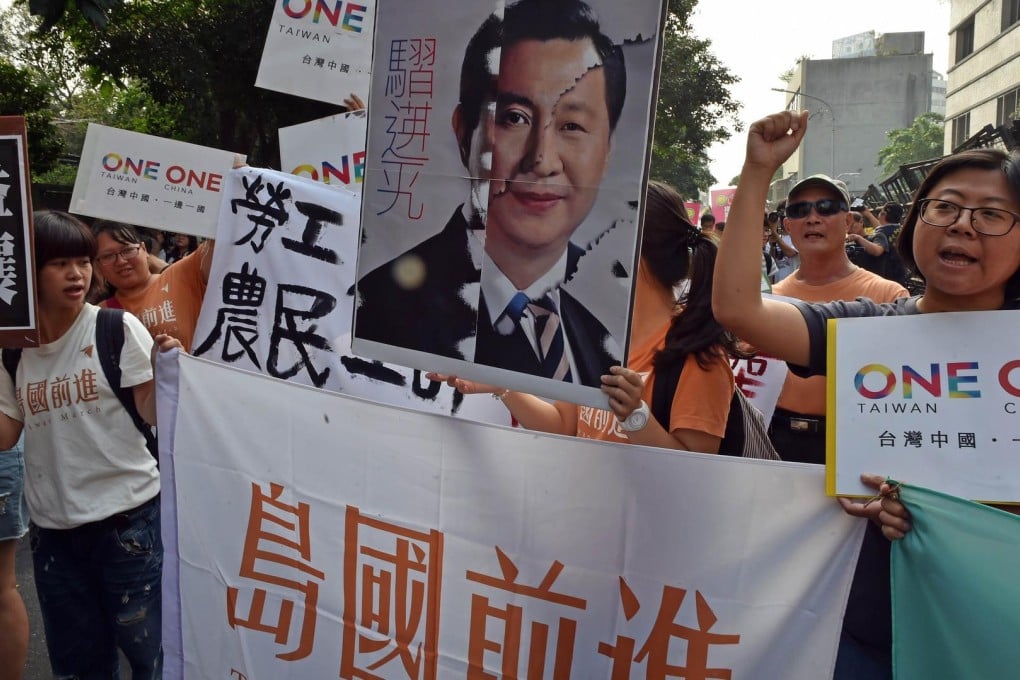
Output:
[650, 356, 780, 460]
[2, 308, 158, 460]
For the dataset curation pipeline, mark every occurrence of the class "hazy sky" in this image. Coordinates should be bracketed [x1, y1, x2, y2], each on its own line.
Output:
[690, 0, 952, 190]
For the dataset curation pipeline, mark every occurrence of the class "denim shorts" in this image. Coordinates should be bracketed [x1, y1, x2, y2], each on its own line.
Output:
[0, 438, 28, 541]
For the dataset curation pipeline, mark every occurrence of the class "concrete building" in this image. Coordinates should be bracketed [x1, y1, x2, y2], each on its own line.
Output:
[945, 0, 1020, 151]
[774, 32, 938, 198]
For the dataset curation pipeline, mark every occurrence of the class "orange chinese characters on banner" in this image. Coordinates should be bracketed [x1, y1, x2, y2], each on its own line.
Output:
[340, 505, 444, 680]
[465, 546, 588, 679]
[226, 482, 326, 661]
[598, 578, 741, 680]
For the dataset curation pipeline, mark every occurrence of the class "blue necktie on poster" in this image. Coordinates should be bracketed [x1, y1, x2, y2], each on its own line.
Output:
[504, 292, 572, 382]
[891, 483, 1020, 677]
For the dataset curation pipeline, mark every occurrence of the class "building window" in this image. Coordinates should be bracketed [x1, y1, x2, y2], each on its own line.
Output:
[1004, 0, 1020, 31]
[955, 18, 975, 63]
[951, 112, 971, 149]
[998, 87, 1020, 126]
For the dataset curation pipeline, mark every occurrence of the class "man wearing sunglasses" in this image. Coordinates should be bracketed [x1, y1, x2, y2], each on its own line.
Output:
[767, 175, 909, 463]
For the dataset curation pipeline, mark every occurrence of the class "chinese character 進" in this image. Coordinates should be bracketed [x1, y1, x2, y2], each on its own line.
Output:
[599, 578, 740, 679]
[226, 482, 325, 661]
[340, 506, 443, 679]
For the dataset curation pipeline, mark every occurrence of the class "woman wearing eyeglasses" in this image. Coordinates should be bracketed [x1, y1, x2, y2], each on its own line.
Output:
[713, 109, 1020, 680]
[92, 220, 213, 352]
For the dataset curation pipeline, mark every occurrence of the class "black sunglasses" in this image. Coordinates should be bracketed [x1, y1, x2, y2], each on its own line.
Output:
[785, 199, 848, 219]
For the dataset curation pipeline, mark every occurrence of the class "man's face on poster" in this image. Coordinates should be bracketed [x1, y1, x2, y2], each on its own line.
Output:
[485, 37, 612, 259]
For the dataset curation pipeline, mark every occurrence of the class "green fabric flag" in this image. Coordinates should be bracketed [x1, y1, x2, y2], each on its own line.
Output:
[891, 483, 1020, 679]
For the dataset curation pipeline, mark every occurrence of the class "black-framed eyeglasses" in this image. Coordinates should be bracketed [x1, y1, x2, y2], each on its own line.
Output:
[917, 198, 1020, 237]
[96, 244, 143, 266]
[785, 199, 848, 219]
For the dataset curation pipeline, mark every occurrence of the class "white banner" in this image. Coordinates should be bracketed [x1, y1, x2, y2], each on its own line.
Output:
[194, 166, 508, 422]
[279, 111, 367, 194]
[162, 352, 864, 679]
[255, 0, 374, 104]
[69, 124, 241, 238]
[830, 311, 1020, 500]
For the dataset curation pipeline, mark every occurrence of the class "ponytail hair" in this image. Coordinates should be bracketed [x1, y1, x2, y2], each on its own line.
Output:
[654, 231, 749, 371]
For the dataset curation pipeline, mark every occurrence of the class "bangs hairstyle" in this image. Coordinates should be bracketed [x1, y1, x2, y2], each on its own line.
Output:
[33, 211, 97, 268]
[91, 219, 143, 248]
[897, 149, 1020, 303]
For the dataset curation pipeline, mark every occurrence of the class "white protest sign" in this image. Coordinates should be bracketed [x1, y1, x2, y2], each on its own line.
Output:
[162, 352, 864, 679]
[195, 166, 508, 422]
[255, 0, 374, 104]
[70, 124, 241, 238]
[829, 311, 1020, 500]
[279, 111, 367, 194]
[0, 118, 38, 343]
[730, 355, 787, 423]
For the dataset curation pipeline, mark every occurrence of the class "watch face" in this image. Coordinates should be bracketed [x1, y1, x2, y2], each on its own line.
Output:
[625, 410, 648, 431]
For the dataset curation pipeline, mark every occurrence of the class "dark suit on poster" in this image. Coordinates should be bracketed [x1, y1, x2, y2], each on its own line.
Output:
[355, 207, 617, 385]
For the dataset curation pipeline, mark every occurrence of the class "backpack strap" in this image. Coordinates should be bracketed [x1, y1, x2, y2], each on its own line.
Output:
[1, 348, 21, 381]
[650, 357, 685, 432]
[96, 308, 159, 460]
[717, 388, 746, 457]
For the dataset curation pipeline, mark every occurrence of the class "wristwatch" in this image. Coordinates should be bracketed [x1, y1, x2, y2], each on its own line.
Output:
[619, 401, 650, 432]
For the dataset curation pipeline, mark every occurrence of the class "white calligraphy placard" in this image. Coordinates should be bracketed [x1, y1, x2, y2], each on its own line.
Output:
[195, 166, 508, 423]
[69, 124, 242, 238]
[829, 311, 1020, 501]
[255, 0, 375, 104]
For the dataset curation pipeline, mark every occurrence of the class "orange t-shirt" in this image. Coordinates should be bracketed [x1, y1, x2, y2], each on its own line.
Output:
[102, 242, 209, 352]
[773, 266, 908, 415]
[575, 320, 734, 444]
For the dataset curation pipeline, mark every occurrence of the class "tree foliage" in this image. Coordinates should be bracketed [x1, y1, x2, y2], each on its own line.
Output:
[651, 1, 741, 198]
[50, 0, 345, 166]
[27, 0, 122, 30]
[0, 59, 63, 175]
[877, 112, 945, 174]
[27, 0, 739, 192]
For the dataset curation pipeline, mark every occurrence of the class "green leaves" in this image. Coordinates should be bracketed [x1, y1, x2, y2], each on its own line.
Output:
[877, 112, 945, 175]
[28, 0, 123, 31]
[650, 2, 741, 198]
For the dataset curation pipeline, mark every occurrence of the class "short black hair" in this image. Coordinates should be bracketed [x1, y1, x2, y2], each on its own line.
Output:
[881, 202, 904, 224]
[700, 212, 715, 226]
[897, 148, 1020, 303]
[92, 219, 143, 247]
[34, 211, 96, 269]
[457, 0, 626, 157]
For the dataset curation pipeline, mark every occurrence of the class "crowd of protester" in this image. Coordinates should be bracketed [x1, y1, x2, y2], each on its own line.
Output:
[0, 106, 1018, 679]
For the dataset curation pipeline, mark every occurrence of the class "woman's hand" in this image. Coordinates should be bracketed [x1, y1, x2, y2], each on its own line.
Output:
[838, 473, 912, 540]
[425, 372, 503, 396]
[601, 366, 645, 421]
[343, 93, 366, 111]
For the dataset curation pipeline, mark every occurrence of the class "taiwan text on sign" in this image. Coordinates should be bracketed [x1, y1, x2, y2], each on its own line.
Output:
[256, 0, 376, 105]
[70, 124, 243, 238]
[0, 116, 38, 346]
[829, 311, 1020, 501]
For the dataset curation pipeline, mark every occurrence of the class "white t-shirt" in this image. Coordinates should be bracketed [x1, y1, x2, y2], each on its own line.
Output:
[0, 305, 159, 529]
